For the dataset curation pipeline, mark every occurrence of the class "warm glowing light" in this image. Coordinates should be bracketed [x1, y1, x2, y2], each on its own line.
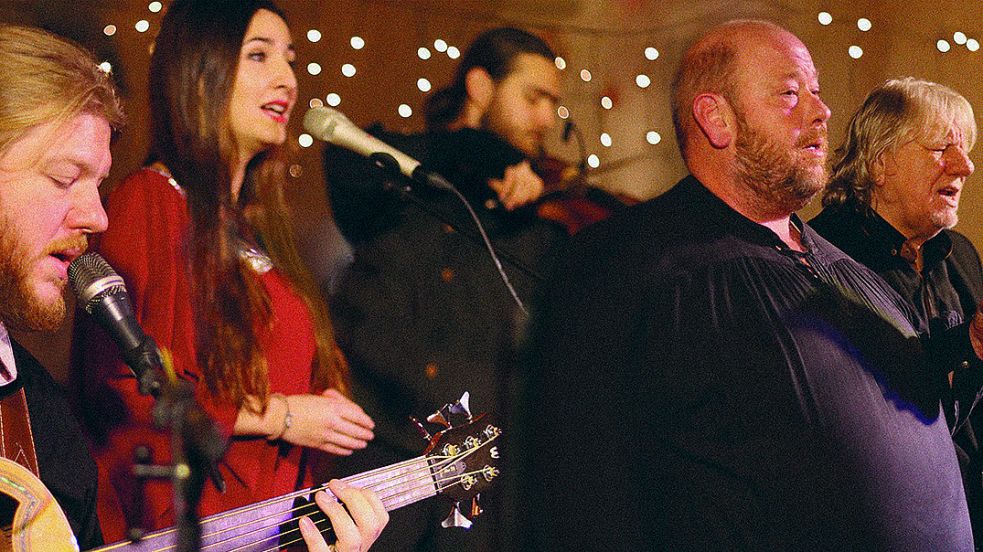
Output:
[646, 131, 662, 145]
[309, 98, 324, 108]
[103, 25, 117, 36]
[636, 74, 651, 88]
[848, 45, 864, 59]
[557, 106, 570, 119]
[326, 93, 341, 107]
[351, 36, 365, 50]
[967, 39, 980, 52]
[398, 104, 413, 118]
[307, 29, 322, 43]
[644, 47, 659, 60]
[954, 32, 968, 45]
[434, 39, 448, 52]
[341, 64, 357, 77]
[307, 62, 322, 76]
[600, 96, 613, 110]
[555, 56, 567, 70]
[818, 12, 832, 25]
[299, 134, 314, 148]
[600, 133, 612, 147]
[418, 47, 432, 60]
[580, 69, 592, 82]
[447, 46, 460, 59]
[135, 20, 150, 33]
[857, 18, 871, 32]
[417, 78, 432, 92]
[587, 154, 600, 169]
[148, 1, 162, 13]
[937, 39, 951, 52]
[98, 61, 112, 74]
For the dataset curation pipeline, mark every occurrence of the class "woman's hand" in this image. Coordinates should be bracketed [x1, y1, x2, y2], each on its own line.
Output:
[234, 388, 375, 456]
[299, 480, 389, 552]
[281, 389, 375, 455]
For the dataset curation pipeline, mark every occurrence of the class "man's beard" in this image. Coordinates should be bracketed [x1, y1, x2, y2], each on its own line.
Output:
[479, 96, 542, 158]
[734, 117, 828, 216]
[933, 210, 958, 232]
[0, 213, 75, 331]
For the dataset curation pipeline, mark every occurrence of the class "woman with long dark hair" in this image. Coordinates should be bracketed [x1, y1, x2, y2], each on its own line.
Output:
[78, 1, 385, 548]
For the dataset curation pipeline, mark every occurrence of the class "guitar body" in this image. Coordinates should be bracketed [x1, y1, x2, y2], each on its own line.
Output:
[0, 458, 78, 552]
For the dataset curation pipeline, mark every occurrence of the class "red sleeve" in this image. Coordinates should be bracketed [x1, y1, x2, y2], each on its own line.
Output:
[87, 168, 239, 438]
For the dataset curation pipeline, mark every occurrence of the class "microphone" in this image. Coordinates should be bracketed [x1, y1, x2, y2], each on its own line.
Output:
[562, 120, 575, 142]
[303, 106, 452, 190]
[69, 252, 162, 395]
[70, 252, 228, 494]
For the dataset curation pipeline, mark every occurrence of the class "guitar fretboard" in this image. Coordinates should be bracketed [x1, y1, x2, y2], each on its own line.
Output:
[345, 456, 436, 511]
[94, 456, 440, 552]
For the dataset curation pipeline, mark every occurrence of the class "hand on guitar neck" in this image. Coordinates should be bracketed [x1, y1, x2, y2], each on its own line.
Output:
[299, 480, 388, 552]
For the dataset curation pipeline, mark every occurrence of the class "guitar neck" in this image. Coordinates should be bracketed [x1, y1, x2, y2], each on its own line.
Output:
[94, 456, 436, 552]
[343, 455, 436, 511]
[92, 412, 500, 551]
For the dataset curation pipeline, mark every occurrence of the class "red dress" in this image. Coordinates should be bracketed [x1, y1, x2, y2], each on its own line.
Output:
[80, 168, 317, 542]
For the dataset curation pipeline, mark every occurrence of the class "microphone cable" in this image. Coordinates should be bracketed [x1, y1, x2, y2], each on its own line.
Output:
[370, 152, 530, 316]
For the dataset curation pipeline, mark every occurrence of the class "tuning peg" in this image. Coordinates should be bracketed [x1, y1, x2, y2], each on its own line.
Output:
[441, 502, 473, 530]
[449, 391, 472, 420]
[427, 405, 452, 428]
[409, 416, 432, 442]
[470, 494, 483, 518]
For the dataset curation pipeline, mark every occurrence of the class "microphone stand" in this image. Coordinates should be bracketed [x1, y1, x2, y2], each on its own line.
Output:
[563, 119, 588, 175]
[125, 335, 226, 552]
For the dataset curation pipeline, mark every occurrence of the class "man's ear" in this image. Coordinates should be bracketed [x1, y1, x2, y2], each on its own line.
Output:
[464, 67, 495, 113]
[692, 93, 734, 149]
[872, 151, 892, 184]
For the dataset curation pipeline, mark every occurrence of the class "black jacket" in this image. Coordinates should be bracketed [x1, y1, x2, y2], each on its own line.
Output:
[324, 127, 566, 551]
[5, 339, 102, 550]
[812, 202, 983, 545]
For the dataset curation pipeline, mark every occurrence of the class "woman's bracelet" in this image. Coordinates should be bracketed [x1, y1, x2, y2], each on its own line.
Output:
[268, 393, 292, 441]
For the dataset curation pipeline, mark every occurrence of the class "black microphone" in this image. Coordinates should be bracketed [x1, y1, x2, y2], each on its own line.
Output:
[562, 119, 575, 142]
[70, 252, 227, 494]
[303, 106, 453, 190]
[69, 252, 163, 396]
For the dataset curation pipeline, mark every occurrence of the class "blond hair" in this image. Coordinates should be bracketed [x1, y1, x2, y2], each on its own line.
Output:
[824, 77, 976, 208]
[0, 25, 124, 158]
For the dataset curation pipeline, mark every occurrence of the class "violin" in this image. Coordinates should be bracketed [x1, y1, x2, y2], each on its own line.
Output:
[531, 155, 637, 235]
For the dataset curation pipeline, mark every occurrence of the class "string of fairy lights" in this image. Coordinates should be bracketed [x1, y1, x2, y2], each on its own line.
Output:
[96, 2, 979, 179]
[815, 11, 980, 59]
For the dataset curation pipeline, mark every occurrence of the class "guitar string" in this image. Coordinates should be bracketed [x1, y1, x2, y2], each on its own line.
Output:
[117, 433, 498, 551]
[91, 456, 447, 552]
[191, 459, 457, 552]
[203, 467, 492, 552]
[92, 456, 431, 551]
[253, 471, 492, 552]
[189, 435, 499, 551]
[209, 446, 496, 552]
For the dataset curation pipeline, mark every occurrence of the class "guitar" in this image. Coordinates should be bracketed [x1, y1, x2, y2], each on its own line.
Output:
[0, 399, 501, 551]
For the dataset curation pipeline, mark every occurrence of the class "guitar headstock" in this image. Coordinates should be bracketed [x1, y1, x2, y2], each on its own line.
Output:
[417, 393, 502, 530]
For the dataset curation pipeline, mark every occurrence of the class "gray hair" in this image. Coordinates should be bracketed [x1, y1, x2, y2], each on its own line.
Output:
[823, 77, 976, 208]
